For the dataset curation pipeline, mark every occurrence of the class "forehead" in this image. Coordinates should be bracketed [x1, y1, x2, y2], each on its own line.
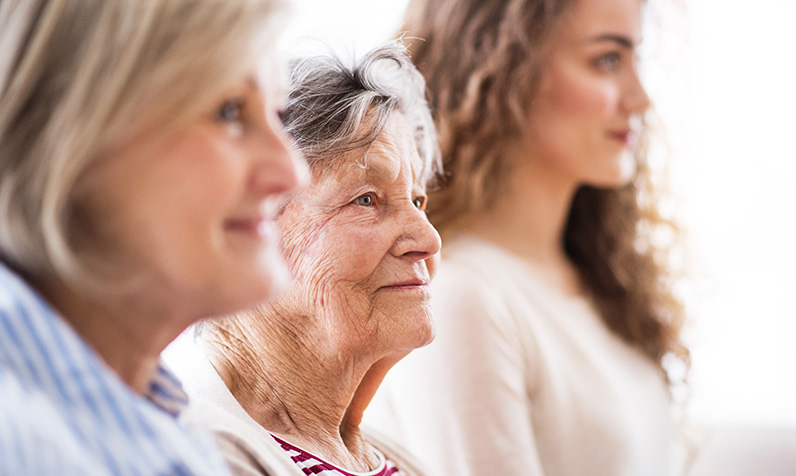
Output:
[321, 112, 425, 186]
[557, 0, 643, 43]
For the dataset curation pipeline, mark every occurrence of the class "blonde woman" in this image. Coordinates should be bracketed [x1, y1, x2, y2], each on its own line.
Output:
[370, 0, 690, 474]
[0, 1, 307, 474]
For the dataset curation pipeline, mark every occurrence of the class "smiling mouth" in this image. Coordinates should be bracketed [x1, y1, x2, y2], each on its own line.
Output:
[224, 217, 274, 240]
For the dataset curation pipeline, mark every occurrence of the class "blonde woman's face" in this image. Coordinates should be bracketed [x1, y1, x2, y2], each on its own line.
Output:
[276, 113, 441, 358]
[523, 0, 650, 188]
[74, 56, 309, 319]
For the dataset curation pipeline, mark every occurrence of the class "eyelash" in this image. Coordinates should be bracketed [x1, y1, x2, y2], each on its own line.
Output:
[352, 193, 428, 211]
[216, 99, 245, 124]
[594, 52, 621, 71]
[354, 193, 376, 207]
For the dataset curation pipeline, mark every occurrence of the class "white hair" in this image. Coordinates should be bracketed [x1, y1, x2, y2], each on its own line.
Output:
[280, 41, 441, 185]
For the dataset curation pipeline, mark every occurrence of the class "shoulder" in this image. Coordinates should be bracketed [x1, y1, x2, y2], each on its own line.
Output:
[177, 357, 303, 476]
[431, 237, 540, 343]
[0, 369, 101, 475]
[184, 398, 303, 476]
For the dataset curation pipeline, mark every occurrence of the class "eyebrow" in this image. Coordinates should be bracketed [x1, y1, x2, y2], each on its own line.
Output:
[588, 34, 635, 49]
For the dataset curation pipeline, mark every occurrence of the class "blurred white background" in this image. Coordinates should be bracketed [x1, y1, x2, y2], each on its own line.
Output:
[170, 0, 796, 473]
[667, 0, 796, 428]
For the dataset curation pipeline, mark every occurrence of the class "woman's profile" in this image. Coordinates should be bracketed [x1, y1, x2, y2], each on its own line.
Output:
[0, 1, 306, 473]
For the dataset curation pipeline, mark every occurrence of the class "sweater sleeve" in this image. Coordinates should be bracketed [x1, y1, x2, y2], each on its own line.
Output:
[212, 431, 274, 476]
[369, 263, 546, 476]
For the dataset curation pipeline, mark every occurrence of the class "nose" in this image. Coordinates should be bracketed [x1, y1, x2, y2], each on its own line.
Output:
[623, 64, 651, 115]
[250, 122, 310, 198]
[391, 206, 442, 263]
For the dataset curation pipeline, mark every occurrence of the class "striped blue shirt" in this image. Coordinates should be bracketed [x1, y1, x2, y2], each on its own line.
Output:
[0, 262, 232, 476]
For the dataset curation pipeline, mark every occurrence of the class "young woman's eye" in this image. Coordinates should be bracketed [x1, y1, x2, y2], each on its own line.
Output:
[216, 99, 244, 123]
[595, 52, 621, 71]
[355, 193, 375, 207]
[412, 196, 428, 211]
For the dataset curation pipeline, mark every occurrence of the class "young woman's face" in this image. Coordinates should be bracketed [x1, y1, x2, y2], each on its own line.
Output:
[523, 0, 650, 188]
[74, 55, 309, 319]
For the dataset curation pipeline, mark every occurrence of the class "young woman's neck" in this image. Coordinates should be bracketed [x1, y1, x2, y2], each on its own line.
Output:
[206, 319, 387, 473]
[456, 147, 583, 295]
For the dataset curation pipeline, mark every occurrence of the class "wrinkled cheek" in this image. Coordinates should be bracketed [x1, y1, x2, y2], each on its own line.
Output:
[317, 227, 385, 281]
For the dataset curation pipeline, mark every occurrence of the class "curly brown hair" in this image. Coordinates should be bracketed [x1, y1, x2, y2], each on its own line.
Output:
[402, 0, 689, 383]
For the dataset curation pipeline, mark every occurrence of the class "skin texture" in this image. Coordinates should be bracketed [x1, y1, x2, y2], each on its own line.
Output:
[37, 54, 309, 394]
[462, 0, 650, 294]
[209, 112, 441, 471]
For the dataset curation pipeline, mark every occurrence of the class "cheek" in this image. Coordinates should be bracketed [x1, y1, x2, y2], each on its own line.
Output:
[305, 222, 387, 283]
[164, 137, 247, 208]
[285, 220, 389, 290]
[546, 68, 617, 123]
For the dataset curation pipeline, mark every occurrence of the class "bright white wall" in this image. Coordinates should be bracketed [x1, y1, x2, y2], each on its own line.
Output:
[279, 0, 410, 54]
[274, 0, 796, 427]
[668, 0, 796, 426]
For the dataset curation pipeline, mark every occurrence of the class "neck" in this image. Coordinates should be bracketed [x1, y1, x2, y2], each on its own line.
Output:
[456, 143, 582, 294]
[206, 314, 394, 472]
[34, 277, 186, 394]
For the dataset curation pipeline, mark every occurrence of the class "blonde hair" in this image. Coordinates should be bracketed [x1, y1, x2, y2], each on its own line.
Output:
[0, 0, 286, 282]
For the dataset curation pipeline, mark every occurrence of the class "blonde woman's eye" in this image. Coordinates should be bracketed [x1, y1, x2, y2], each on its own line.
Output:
[216, 99, 243, 123]
[355, 194, 374, 207]
[413, 196, 427, 210]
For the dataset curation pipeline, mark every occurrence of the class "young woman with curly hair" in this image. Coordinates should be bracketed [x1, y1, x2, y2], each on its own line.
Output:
[369, 0, 689, 474]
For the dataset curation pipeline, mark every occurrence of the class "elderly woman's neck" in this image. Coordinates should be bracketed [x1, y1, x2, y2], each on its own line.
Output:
[202, 317, 389, 472]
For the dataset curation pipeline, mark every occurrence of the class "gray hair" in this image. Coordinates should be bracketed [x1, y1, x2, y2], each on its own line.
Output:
[280, 42, 441, 184]
[0, 0, 286, 281]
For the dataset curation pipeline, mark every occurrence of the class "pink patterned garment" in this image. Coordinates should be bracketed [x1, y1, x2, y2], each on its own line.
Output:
[271, 434, 404, 476]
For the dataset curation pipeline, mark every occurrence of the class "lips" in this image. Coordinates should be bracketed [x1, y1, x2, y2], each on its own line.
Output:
[224, 215, 273, 239]
[226, 198, 282, 238]
[379, 277, 430, 290]
[607, 129, 636, 146]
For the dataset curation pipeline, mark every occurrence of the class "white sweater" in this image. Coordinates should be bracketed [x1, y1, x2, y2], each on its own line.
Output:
[367, 235, 679, 476]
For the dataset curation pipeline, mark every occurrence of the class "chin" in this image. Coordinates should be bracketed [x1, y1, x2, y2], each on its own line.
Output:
[215, 260, 291, 317]
[588, 156, 637, 188]
[253, 248, 292, 297]
[408, 312, 436, 349]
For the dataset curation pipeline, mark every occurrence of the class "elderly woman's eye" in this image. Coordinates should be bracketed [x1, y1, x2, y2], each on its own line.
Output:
[355, 194, 374, 207]
[412, 196, 427, 210]
[216, 99, 244, 123]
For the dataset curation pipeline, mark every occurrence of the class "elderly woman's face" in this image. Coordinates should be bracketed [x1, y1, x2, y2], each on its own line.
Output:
[278, 112, 441, 355]
[73, 56, 308, 318]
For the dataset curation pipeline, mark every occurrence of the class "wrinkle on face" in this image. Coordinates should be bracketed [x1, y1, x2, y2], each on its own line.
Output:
[271, 112, 436, 361]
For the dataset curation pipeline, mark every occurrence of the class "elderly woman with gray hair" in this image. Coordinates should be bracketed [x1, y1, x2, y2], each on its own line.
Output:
[176, 43, 440, 476]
